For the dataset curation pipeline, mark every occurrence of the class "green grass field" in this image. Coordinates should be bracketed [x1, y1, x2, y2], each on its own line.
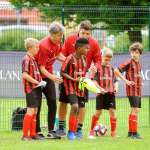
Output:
[0, 97, 150, 150]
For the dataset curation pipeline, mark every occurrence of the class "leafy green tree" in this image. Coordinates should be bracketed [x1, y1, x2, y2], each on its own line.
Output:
[10, 0, 149, 43]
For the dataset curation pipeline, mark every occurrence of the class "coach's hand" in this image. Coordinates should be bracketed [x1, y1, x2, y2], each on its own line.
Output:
[51, 75, 63, 84]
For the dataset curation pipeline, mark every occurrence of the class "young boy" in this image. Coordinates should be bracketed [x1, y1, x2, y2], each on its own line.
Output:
[115, 42, 143, 139]
[89, 47, 118, 139]
[22, 38, 46, 141]
[60, 38, 89, 140]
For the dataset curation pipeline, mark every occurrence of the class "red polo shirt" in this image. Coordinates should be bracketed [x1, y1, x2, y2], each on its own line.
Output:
[36, 36, 62, 78]
[61, 34, 101, 69]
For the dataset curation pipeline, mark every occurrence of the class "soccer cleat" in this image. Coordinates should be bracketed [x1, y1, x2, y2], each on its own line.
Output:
[56, 129, 66, 137]
[131, 133, 143, 139]
[76, 130, 83, 139]
[37, 133, 45, 138]
[31, 135, 45, 140]
[46, 131, 61, 139]
[67, 131, 76, 140]
[21, 136, 32, 141]
[111, 132, 116, 138]
[88, 130, 96, 139]
[128, 132, 133, 137]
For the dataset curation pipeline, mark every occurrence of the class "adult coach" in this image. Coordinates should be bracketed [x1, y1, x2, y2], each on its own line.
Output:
[36, 22, 66, 138]
[58, 20, 101, 136]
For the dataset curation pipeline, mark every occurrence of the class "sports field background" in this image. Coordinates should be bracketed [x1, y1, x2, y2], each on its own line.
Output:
[0, 97, 149, 131]
[0, 3, 150, 150]
[1, 98, 150, 150]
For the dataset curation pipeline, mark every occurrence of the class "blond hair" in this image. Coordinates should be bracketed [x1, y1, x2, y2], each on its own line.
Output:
[102, 47, 113, 57]
[24, 38, 39, 50]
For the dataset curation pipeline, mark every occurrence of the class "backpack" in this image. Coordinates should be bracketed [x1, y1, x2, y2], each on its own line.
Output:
[11, 107, 27, 131]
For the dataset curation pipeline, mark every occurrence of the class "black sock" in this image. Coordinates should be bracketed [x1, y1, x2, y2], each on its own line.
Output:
[77, 123, 83, 132]
[59, 120, 65, 130]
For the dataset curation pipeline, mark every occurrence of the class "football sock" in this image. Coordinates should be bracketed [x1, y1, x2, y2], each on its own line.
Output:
[91, 115, 99, 130]
[59, 120, 65, 130]
[23, 114, 32, 137]
[110, 117, 117, 134]
[30, 114, 36, 137]
[69, 114, 78, 132]
[129, 114, 137, 133]
[132, 115, 137, 133]
[128, 114, 133, 133]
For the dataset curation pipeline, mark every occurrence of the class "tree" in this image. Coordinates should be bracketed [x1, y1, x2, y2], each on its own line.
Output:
[10, 0, 149, 43]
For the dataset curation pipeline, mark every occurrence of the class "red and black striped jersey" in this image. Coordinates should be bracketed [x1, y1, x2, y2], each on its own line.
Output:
[118, 59, 142, 97]
[22, 54, 42, 94]
[94, 64, 118, 93]
[61, 54, 86, 97]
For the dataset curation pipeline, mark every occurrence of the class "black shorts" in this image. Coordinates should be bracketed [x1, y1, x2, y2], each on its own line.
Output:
[26, 87, 42, 108]
[128, 96, 141, 108]
[96, 93, 116, 110]
[59, 83, 88, 106]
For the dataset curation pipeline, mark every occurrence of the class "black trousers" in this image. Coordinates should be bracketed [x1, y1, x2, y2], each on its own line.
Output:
[36, 78, 56, 133]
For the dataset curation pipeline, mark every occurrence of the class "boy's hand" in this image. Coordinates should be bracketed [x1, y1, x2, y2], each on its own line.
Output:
[114, 87, 118, 94]
[37, 81, 47, 88]
[51, 75, 63, 84]
[74, 77, 80, 82]
[125, 80, 135, 86]
[100, 88, 106, 94]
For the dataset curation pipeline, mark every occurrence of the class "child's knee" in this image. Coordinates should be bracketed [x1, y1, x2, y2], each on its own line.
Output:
[71, 104, 79, 115]
[131, 107, 139, 115]
[95, 110, 102, 118]
[27, 108, 36, 115]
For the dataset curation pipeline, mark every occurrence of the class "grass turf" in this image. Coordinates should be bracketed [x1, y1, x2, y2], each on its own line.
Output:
[0, 97, 150, 150]
[1, 128, 150, 150]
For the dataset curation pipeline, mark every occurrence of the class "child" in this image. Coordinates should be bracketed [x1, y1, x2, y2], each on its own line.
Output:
[115, 42, 143, 139]
[89, 47, 118, 139]
[60, 38, 89, 140]
[22, 38, 46, 140]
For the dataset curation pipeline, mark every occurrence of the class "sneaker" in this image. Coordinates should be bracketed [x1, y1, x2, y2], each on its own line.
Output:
[128, 132, 133, 137]
[31, 135, 45, 140]
[67, 131, 76, 140]
[111, 132, 116, 138]
[132, 133, 143, 139]
[21, 136, 32, 141]
[37, 133, 45, 138]
[76, 130, 83, 139]
[56, 129, 66, 137]
[88, 130, 95, 139]
[46, 131, 61, 139]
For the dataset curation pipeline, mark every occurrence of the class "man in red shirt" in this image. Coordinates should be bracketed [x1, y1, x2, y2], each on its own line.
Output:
[58, 20, 101, 137]
[36, 22, 65, 139]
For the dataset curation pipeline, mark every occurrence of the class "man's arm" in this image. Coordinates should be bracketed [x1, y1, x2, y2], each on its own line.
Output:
[56, 53, 66, 62]
[88, 41, 101, 73]
[40, 66, 63, 84]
